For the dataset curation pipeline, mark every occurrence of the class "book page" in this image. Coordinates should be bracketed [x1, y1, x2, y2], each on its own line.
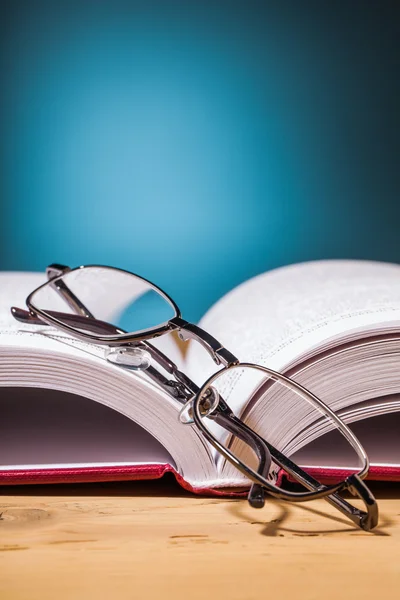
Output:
[0, 271, 222, 486]
[185, 260, 400, 415]
[292, 406, 400, 468]
[0, 386, 175, 469]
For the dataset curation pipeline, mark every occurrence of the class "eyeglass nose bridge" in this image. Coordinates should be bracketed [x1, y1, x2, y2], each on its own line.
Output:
[169, 317, 239, 367]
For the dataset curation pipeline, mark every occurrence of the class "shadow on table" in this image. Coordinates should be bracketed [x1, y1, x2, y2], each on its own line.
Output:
[0, 476, 397, 536]
[229, 496, 395, 537]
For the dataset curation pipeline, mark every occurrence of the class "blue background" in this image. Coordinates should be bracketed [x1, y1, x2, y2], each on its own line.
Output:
[1, 1, 399, 322]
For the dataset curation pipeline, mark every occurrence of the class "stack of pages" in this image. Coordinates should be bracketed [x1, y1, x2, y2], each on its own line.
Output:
[0, 260, 399, 491]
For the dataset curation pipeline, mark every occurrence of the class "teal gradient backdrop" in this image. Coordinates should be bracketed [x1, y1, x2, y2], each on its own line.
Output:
[1, 1, 399, 321]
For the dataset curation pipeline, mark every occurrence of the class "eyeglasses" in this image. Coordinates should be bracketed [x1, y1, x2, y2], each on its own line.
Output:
[11, 263, 379, 531]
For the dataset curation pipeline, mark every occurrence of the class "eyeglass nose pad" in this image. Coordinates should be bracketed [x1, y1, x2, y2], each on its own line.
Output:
[105, 347, 152, 370]
[179, 387, 220, 424]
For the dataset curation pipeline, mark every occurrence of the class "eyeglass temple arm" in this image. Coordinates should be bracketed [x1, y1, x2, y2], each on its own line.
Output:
[10, 263, 94, 324]
[214, 411, 272, 509]
[264, 440, 378, 531]
[45, 264, 96, 319]
[11, 306, 125, 334]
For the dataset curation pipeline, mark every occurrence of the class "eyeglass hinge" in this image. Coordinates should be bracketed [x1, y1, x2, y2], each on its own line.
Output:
[46, 264, 71, 280]
[169, 317, 239, 368]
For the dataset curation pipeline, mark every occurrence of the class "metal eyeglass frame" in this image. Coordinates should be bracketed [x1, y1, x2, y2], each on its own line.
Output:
[11, 263, 378, 531]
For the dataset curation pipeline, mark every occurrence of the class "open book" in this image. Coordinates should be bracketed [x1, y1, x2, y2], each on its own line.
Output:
[1, 259, 400, 492]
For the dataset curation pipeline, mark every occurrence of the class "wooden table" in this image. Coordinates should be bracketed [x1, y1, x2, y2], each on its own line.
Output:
[0, 479, 399, 600]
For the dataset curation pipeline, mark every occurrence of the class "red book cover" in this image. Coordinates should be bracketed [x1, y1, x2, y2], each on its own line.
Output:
[1, 463, 399, 497]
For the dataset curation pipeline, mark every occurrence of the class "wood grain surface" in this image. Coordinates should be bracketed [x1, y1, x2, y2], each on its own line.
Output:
[0, 478, 399, 600]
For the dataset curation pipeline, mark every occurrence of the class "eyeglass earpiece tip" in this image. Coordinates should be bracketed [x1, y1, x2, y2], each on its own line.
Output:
[248, 484, 265, 509]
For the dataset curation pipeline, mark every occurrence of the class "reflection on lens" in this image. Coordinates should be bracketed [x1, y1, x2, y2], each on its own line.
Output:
[194, 364, 365, 490]
[29, 266, 177, 336]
